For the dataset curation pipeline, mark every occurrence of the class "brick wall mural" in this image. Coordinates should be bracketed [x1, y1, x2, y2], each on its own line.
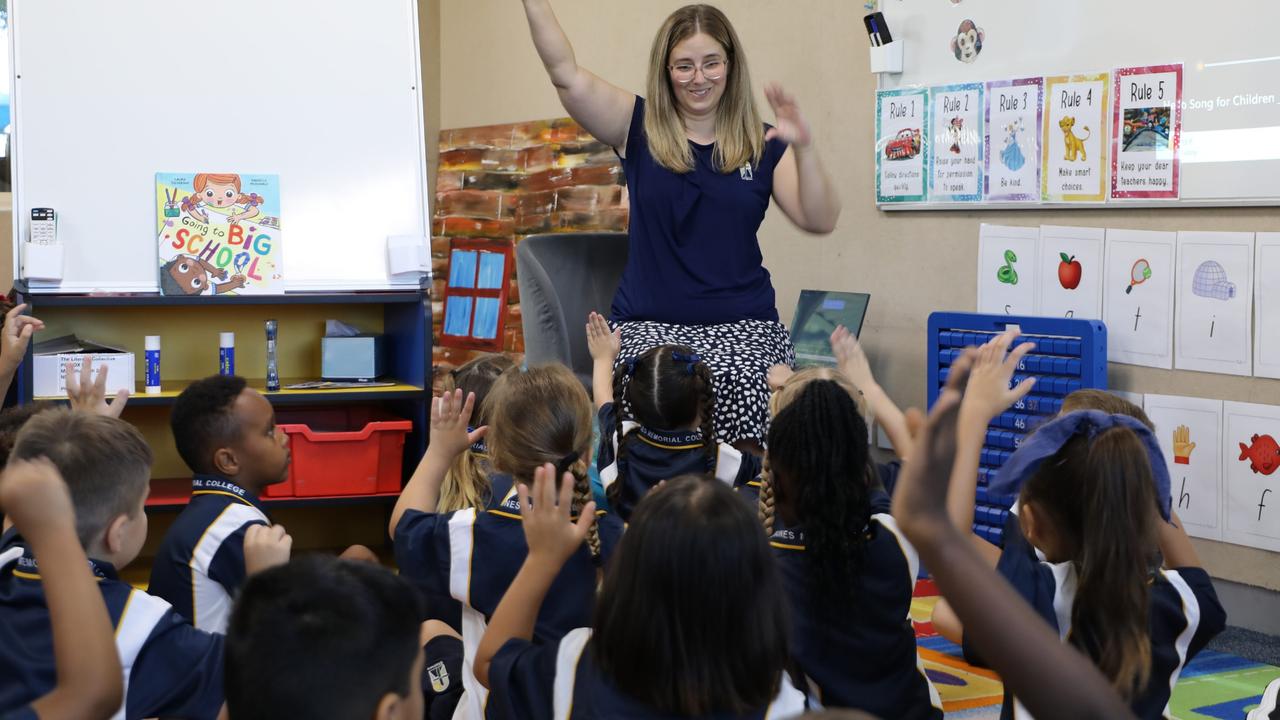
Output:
[431, 118, 629, 383]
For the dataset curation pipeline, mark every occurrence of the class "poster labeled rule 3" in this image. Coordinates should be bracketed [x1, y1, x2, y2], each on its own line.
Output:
[876, 88, 929, 203]
[1111, 64, 1182, 200]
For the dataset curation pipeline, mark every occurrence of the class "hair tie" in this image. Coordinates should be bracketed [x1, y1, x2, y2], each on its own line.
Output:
[990, 410, 1172, 521]
[620, 358, 638, 377]
[670, 351, 703, 375]
[555, 451, 580, 476]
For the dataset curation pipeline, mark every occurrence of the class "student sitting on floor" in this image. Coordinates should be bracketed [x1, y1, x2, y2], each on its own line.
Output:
[225, 555, 425, 720]
[0, 410, 225, 719]
[587, 312, 759, 520]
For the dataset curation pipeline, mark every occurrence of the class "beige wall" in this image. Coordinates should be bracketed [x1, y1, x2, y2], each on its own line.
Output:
[430, 0, 1280, 589]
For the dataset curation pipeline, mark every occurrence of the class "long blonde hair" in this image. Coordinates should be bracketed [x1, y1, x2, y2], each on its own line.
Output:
[760, 368, 865, 534]
[437, 353, 518, 513]
[644, 4, 764, 174]
[486, 364, 601, 561]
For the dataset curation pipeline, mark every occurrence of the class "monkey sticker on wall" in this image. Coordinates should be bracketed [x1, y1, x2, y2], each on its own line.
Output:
[951, 20, 984, 63]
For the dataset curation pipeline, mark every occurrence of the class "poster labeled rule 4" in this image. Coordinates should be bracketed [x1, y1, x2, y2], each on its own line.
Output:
[1043, 73, 1108, 202]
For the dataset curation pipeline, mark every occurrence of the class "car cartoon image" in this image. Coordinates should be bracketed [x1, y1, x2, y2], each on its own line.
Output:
[885, 128, 922, 160]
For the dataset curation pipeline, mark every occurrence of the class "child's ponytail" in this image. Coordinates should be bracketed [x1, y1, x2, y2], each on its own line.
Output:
[1021, 428, 1158, 698]
[1075, 428, 1156, 697]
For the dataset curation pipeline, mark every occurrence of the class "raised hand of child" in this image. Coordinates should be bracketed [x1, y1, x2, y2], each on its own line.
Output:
[65, 359, 130, 418]
[831, 325, 877, 392]
[519, 462, 596, 569]
[0, 458, 73, 540]
[0, 304, 44, 373]
[244, 523, 293, 576]
[893, 384, 964, 537]
[961, 331, 1036, 424]
[428, 389, 485, 461]
[585, 312, 620, 362]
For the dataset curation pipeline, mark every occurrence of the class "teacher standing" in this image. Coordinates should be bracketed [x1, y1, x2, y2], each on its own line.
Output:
[520, 2, 841, 449]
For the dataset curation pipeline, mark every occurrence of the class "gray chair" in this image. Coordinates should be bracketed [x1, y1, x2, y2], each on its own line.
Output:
[516, 232, 630, 388]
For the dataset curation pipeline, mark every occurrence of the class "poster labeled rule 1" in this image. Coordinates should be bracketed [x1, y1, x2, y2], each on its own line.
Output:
[985, 78, 1042, 203]
[1111, 64, 1182, 200]
[1042, 73, 1108, 202]
[929, 83, 983, 202]
[876, 88, 929, 203]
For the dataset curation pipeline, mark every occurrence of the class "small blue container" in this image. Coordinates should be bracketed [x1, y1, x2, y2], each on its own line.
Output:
[220, 332, 235, 376]
[145, 336, 161, 394]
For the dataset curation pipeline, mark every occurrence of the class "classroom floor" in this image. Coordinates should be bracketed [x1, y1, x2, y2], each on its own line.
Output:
[910, 580, 1280, 719]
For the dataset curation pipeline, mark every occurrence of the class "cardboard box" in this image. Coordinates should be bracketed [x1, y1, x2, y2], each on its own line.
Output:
[33, 335, 135, 399]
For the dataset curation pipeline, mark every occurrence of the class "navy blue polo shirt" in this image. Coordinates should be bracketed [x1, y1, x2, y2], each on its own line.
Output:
[394, 474, 623, 719]
[0, 531, 224, 720]
[490, 627, 807, 719]
[611, 96, 789, 326]
[966, 508, 1227, 720]
[148, 475, 270, 633]
[771, 491, 942, 719]
[597, 402, 761, 520]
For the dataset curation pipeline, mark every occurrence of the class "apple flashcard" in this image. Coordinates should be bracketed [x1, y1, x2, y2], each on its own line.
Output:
[977, 224, 1040, 316]
[1175, 232, 1254, 376]
[1103, 229, 1176, 369]
[1037, 225, 1104, 320]
[1144, 394, 1223, 540]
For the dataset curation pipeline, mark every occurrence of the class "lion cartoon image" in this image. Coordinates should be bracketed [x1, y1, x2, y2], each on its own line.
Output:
[1059, 116, 1091, 162]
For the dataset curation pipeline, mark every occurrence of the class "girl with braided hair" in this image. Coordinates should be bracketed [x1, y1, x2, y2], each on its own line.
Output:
[390, 364, 623, 720]
[763, 376, 942, 719]
[587, 312, 760, 521]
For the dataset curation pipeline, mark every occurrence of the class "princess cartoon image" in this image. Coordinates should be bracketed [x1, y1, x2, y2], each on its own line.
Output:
[1000, 118, 1026, 171]
[180, 173, 263, 225]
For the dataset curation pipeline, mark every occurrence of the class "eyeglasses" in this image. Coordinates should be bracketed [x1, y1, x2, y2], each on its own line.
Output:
[668, 58, 727, 84]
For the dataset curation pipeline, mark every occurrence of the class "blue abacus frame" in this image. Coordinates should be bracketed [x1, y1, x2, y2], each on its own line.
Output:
[927, 312, 1108, 545]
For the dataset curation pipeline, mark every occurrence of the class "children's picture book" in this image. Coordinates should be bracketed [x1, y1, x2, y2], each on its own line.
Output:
[156, 173, 283, 295]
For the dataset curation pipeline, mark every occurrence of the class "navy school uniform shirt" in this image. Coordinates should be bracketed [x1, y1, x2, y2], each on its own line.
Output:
[770, 490, 943, 719]
[597, 402, 761, 520]
[148, 475, 270, 633]
[490, 627, 807, 720]
[394, 474, 623, 720]
[0, 532, 225, 720]
[611, 96, 790, 326]
[965, 507, 1227, 720]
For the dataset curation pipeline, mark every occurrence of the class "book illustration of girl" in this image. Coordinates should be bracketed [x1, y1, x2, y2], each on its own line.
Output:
[160, 254, 247, 296]
[1000, 118, 1026, 171]
[180, 173, 263, 225]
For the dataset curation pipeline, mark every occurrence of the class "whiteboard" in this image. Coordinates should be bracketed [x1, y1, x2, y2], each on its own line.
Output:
[879, 0, 1280, 208]
[10, 0, 430, 293]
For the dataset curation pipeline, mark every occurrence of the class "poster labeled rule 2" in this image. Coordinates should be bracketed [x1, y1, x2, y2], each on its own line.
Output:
[985, 78, 1042, 202]
[1111, 64, 1182, 199]
[929, 83, 983, 202]
[1043, 73, 1108, 202]
[876, 88, 929, 203]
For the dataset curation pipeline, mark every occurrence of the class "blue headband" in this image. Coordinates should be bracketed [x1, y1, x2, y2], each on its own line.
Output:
[990, 410, 1172, 521]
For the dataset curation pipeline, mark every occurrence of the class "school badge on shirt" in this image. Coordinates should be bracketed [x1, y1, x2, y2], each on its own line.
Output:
[740, 162, 754, 181]
[428, 661, 450, 693]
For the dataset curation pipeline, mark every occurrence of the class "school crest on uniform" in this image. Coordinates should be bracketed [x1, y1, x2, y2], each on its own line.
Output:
[427, 661, 450, 693]
[740, 162, 754, 181]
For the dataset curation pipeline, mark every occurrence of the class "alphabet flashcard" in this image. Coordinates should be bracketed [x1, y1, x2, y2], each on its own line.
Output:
[977, 224, 1039, 316]
[1103, 229, 1176, 369]
[1145, 394, 1223, 540]
[1175, 232, 1254, 376]
[1222, 401, 1280, 552]
[1037, 225, 1104, 321]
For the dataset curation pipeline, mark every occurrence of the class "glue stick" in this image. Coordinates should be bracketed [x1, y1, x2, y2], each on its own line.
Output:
[145, 336, 162, 394]
[220, 332, 236, 376]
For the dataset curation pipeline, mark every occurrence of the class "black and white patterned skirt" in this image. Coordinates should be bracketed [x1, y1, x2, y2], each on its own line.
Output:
[615, 319, 795, 446]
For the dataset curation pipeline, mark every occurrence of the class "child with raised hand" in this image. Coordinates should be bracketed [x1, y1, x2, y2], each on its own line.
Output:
[761, 376, 942, 719]
[0, 458, 121, 720]
[0, 409, 225, 719]
[437, 353, 517, 513]
[935, 332, 1224, 719]
[587, 311, 760, 520]
[474, 471, 805, 719]
[889, 355, 1137, 720]
[391, 363, 623, 720]
[0, 303, 44, 405]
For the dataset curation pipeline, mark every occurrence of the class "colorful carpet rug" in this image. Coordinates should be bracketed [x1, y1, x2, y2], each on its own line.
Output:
[910, 580, 1280, 719]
